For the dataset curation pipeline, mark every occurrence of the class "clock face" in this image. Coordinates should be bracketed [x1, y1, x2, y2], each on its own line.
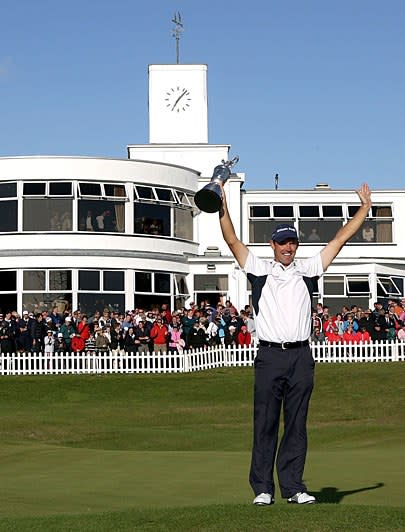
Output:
[164, 87, 192, 112]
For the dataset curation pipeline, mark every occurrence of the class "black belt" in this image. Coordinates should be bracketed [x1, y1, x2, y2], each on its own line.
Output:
[259, 340, 309, 350]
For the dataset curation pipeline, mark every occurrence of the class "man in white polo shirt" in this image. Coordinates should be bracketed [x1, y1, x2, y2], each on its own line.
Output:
[218, 183, 372, 505]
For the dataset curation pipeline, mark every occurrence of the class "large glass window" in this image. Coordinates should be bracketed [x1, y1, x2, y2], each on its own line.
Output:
[174, 207, 193, 240]
[194, 275, 228, 291]
[299, 220, 342, 243]
[348, 204, 392, 243]
[134, 203, 170, 236]
[23, 293, 72, 314]
[23, 199, 73, 231]
[0, 201, 17, 232]
[78, 200, 125, 232]
[23, 271, 46, 291]
[77, 183, 127, 232]
[299, 205, 343, 244]
[78, 294, 125, 315]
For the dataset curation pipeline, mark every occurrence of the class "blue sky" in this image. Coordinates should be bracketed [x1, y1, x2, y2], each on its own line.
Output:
[0, 0, 404, 190]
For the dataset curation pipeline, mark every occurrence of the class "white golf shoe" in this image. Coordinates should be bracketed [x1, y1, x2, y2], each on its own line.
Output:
[253, 492, 274, 505]
[287, 491, 317, 504]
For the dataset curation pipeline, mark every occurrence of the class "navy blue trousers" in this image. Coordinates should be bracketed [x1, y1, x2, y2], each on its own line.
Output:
[249, 345, 315, 498]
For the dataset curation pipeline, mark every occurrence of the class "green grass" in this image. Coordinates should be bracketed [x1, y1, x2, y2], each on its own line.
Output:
[0, 364, 404, 530]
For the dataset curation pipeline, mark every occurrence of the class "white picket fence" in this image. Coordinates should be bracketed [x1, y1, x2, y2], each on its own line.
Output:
[0, 340, 404, 376]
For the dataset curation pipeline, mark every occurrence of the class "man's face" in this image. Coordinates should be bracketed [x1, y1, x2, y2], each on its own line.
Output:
[270, 238, 299, 266]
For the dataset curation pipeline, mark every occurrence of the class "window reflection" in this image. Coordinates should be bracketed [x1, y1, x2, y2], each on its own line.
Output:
[174, 207, 193, 240]
[23, 199, 73, 231]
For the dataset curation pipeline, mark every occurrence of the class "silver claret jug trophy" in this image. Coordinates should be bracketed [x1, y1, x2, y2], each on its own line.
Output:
[194, 156, 239, 213]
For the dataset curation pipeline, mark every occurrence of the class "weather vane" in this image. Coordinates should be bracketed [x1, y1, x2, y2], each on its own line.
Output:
[171, 12, 183, 64]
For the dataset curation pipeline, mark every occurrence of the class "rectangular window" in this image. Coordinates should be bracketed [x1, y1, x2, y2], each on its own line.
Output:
[23, 182, 46, 196]
[103, 271, 124, 291]
[23, 270, 46, 291]
[78, 200, 125, 232]
[50, 270, 72, 291]
[134, 204, 170, 236]
[79, 183, 102, 196]
[299, 220, 342, 244]
[174, 207, 193, 240]
[0, 200, 17, 232]
[250, 206, 270, 218]
[323, 275, 345, 296]
[194, 275, 228, 291]
[135, 186, 154, 200]
[299, 205, 320, 217]
[372, 206, 392, 217]
[0, 182, 17, 198]
[322, 205, 343, 217]
[78, 293, 124, 315]
[135, 272, 152, 292]
[49, 182, 73, 196]
[175, 191, 192, 207]
[377, 276, 401, 296]
[155, 188, 175, 202]
[104, 184, 127, 198]
[346, 277, 370, 294]
[23, 199, 73, 231]
[273, 205, 294, 217]
[175, 274, 189, 296]
[155, 273, 171, 293]
[23, 293, 72, 314]
[0, 270, 16, 291]
[79, 270, 100, 291]
[249, 220, 280, 243]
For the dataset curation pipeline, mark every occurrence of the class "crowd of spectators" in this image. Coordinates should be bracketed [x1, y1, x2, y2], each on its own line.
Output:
[0, 300, 256, 356]
[310, 299, 405, 344]
[1, 297, 404, 355]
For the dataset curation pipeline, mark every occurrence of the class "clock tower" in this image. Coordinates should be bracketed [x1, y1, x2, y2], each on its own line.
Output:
[148, 64, 208, 143]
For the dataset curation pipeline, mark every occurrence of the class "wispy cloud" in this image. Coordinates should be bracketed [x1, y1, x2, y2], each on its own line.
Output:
[0, 56, 12, 79]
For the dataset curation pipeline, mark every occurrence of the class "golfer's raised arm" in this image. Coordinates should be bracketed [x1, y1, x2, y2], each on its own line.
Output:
[218, 184, 249, 268]
[321, 183, 372, 271]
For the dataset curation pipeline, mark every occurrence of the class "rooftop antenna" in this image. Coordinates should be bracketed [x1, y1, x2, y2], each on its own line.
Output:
[171, 12, 183, 64]
[274, 173, 279, 190]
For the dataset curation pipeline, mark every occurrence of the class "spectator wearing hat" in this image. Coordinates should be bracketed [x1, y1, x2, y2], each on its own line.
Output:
[55, 332, 67, 353]
[237, 325, 252, 346]
[44, 329, 56, 357]
[218, 179, 372, 506]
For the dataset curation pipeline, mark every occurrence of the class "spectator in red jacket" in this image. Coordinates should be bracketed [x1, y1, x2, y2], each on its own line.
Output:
[150, 318, 169, 354]
[356, 327, 371, 343]
[237, 325, 252, 346]
[342, 325, 358, 343]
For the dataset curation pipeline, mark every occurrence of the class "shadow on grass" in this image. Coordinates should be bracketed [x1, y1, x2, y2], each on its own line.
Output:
[312, 482, 384, 503]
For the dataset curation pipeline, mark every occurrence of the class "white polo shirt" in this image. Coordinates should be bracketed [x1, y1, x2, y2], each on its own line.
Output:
[244, 251, 324, 343]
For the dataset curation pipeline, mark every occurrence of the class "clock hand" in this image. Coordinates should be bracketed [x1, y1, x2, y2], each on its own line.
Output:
[172, 89, 188, 111]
